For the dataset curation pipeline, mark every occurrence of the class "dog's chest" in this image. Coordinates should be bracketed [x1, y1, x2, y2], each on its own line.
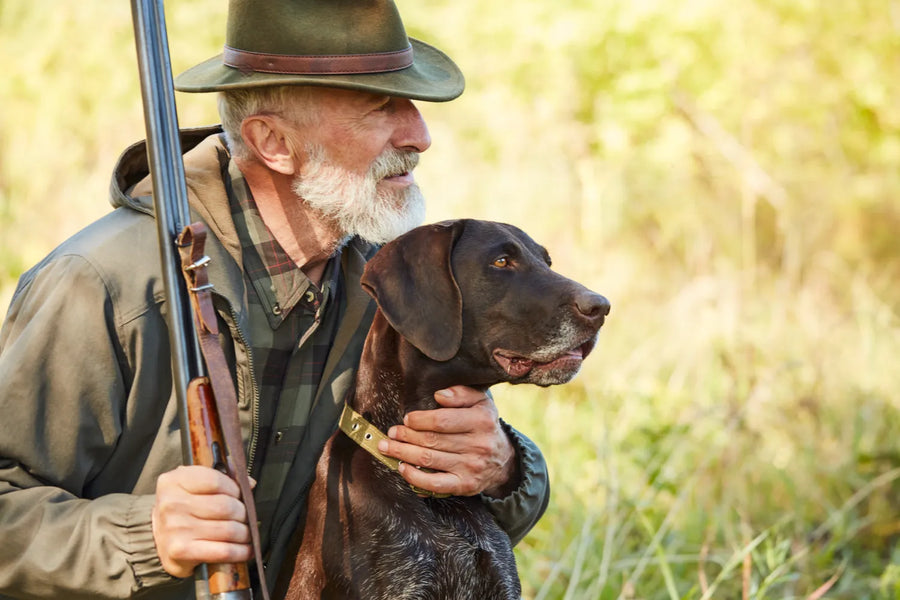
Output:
[350, 496, 521, 600]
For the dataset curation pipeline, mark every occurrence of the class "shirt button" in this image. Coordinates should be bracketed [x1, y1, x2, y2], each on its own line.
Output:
[305, 290, 316, 303]
[273, 303, 282, 315]
[274, 430, 284, 444]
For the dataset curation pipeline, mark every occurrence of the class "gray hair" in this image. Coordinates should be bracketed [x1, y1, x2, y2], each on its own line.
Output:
[217, 86, 318, 160]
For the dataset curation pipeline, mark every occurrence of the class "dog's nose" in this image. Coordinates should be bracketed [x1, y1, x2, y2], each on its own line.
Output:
[575, 291, 611, 324]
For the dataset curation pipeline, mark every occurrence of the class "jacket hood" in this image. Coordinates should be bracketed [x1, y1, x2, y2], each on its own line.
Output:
[110, 125, 224, 214]
[109, 125, 246, 267]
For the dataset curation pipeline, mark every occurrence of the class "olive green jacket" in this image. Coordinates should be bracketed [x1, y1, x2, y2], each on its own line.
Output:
[0, 129, 550, 599]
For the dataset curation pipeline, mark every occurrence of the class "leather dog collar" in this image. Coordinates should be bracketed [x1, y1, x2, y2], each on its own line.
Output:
[338, 404, 451, 499]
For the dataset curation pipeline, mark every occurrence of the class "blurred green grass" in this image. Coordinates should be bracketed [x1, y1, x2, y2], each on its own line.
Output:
[2, 1, 900, 598]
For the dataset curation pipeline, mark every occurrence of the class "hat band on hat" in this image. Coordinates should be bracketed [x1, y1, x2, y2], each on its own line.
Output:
[223, 45, 414, 75]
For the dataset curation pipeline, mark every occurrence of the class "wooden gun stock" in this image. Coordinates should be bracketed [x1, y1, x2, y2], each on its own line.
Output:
[187, 378, 253, 599]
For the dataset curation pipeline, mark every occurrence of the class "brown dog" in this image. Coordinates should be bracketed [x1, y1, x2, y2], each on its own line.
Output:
[280, 219, 609, 599]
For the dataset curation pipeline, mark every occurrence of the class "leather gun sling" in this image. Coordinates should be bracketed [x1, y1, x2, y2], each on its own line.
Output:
[177, 223, 271, 600]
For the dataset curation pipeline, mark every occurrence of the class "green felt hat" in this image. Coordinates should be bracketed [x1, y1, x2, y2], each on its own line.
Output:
[174, 0, 464, 102]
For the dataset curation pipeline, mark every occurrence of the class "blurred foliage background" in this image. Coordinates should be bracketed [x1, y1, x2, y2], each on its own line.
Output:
[2, 0, 900, 598]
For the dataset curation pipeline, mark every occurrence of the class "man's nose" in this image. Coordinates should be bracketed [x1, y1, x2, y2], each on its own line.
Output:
[393, 98, 431, 153]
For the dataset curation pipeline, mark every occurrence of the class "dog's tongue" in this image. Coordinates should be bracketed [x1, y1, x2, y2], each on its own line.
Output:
[493, 352, 535, 377]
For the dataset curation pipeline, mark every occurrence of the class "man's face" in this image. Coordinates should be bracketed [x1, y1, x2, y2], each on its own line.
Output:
[289, 88, 433, 244]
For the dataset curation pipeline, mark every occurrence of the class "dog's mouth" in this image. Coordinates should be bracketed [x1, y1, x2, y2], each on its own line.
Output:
[492, 335, 598, 380]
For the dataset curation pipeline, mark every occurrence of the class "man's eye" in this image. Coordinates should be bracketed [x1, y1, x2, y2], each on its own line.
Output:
[492, 257, 510, 268]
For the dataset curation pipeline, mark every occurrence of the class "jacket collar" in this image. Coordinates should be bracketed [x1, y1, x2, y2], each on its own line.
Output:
[108, 127, 380, 331]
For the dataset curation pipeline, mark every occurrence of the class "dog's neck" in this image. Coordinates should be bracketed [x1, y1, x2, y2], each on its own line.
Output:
[352, 310, 488, 432]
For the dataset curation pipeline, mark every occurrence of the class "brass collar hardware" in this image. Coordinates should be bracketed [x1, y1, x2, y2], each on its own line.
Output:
[338, 404, 451, 499]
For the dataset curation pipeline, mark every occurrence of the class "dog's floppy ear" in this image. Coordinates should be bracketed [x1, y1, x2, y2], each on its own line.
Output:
[360, 221, 464, 361]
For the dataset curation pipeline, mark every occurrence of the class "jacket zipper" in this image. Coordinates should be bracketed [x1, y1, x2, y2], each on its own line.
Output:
[223, 303, 261, 473]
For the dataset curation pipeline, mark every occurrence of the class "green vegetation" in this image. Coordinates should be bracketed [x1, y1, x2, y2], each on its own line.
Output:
[2, 1, 899, 597]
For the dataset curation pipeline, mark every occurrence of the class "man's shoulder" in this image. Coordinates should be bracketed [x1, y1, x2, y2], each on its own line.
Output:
[12, 208, 165, 321]
[58, 207, 160, 274]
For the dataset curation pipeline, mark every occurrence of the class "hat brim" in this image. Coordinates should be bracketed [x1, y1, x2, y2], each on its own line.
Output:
[174, 38, 464, 102]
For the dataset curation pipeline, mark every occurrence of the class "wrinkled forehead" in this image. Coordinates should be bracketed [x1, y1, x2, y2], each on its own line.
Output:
[452, 221, 552, 267]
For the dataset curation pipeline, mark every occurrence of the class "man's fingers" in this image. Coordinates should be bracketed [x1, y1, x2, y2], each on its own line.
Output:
[386, 425, 485, 454]
[152, 465, 252, 578]
[378, 437, 489, 475]
[403, 387, 497, 433]
[156, 509, 252, 543]
[182, 518, 251, 545]
[403, 404, 497, 435]
[157, 536, 253, 579]
[157, 490, 249, 523]
[396, 461, 479, 497]
[156, 466, 247, 521]
[379, 438, 452, 470]
[398, 463, 459, 496]
[152, 506, 253, 578]
[432, 386, 487, 408]
[402, 409, 466, 434]
[165, 539, 253, 565]
[163, 465, 242, 497]
[377, 385, 515, 497]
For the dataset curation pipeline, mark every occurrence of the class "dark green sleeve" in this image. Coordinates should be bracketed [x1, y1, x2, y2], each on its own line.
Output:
[480, 420, 551, 547]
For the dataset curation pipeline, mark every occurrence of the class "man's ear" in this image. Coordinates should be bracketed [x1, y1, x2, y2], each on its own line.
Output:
[240, 115, 297, 175]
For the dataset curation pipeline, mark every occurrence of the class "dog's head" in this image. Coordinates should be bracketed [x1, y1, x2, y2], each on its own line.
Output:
[360, 219, 610, 387]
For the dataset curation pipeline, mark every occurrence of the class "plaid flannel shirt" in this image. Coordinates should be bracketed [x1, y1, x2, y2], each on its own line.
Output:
[222, 156, 344, 550]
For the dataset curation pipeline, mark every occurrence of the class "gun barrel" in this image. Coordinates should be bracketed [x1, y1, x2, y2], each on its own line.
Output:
[130, 2, 255, 598]
[130, 0, 200, 464]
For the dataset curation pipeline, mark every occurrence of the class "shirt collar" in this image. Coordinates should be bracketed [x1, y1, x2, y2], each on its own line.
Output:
[223, 154, 341, 328]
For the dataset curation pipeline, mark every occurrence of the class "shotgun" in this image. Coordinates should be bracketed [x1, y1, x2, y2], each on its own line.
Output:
[129, 1, 252, 598]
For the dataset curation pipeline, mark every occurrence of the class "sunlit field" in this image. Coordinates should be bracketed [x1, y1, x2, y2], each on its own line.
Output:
[2, 1, 899, 598]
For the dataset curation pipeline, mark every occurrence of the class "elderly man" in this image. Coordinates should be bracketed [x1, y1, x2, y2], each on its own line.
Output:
[0, 1, 549, 598]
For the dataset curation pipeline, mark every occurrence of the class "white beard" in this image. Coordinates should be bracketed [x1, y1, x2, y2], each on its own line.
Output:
[292, 145, 426, 245]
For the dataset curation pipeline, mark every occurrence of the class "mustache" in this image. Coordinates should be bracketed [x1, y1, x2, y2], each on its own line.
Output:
[370, 148, 419, 180]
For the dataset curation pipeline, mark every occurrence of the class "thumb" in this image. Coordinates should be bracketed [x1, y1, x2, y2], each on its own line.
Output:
[434, 386, 490, 408]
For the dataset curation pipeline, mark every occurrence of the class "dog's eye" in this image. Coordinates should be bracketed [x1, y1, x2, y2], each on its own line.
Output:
[492, 257, 510, 268]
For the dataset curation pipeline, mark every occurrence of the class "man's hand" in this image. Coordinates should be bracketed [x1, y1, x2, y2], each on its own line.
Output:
[377, 386, 519, 498]
[151, 465, 252, 578]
